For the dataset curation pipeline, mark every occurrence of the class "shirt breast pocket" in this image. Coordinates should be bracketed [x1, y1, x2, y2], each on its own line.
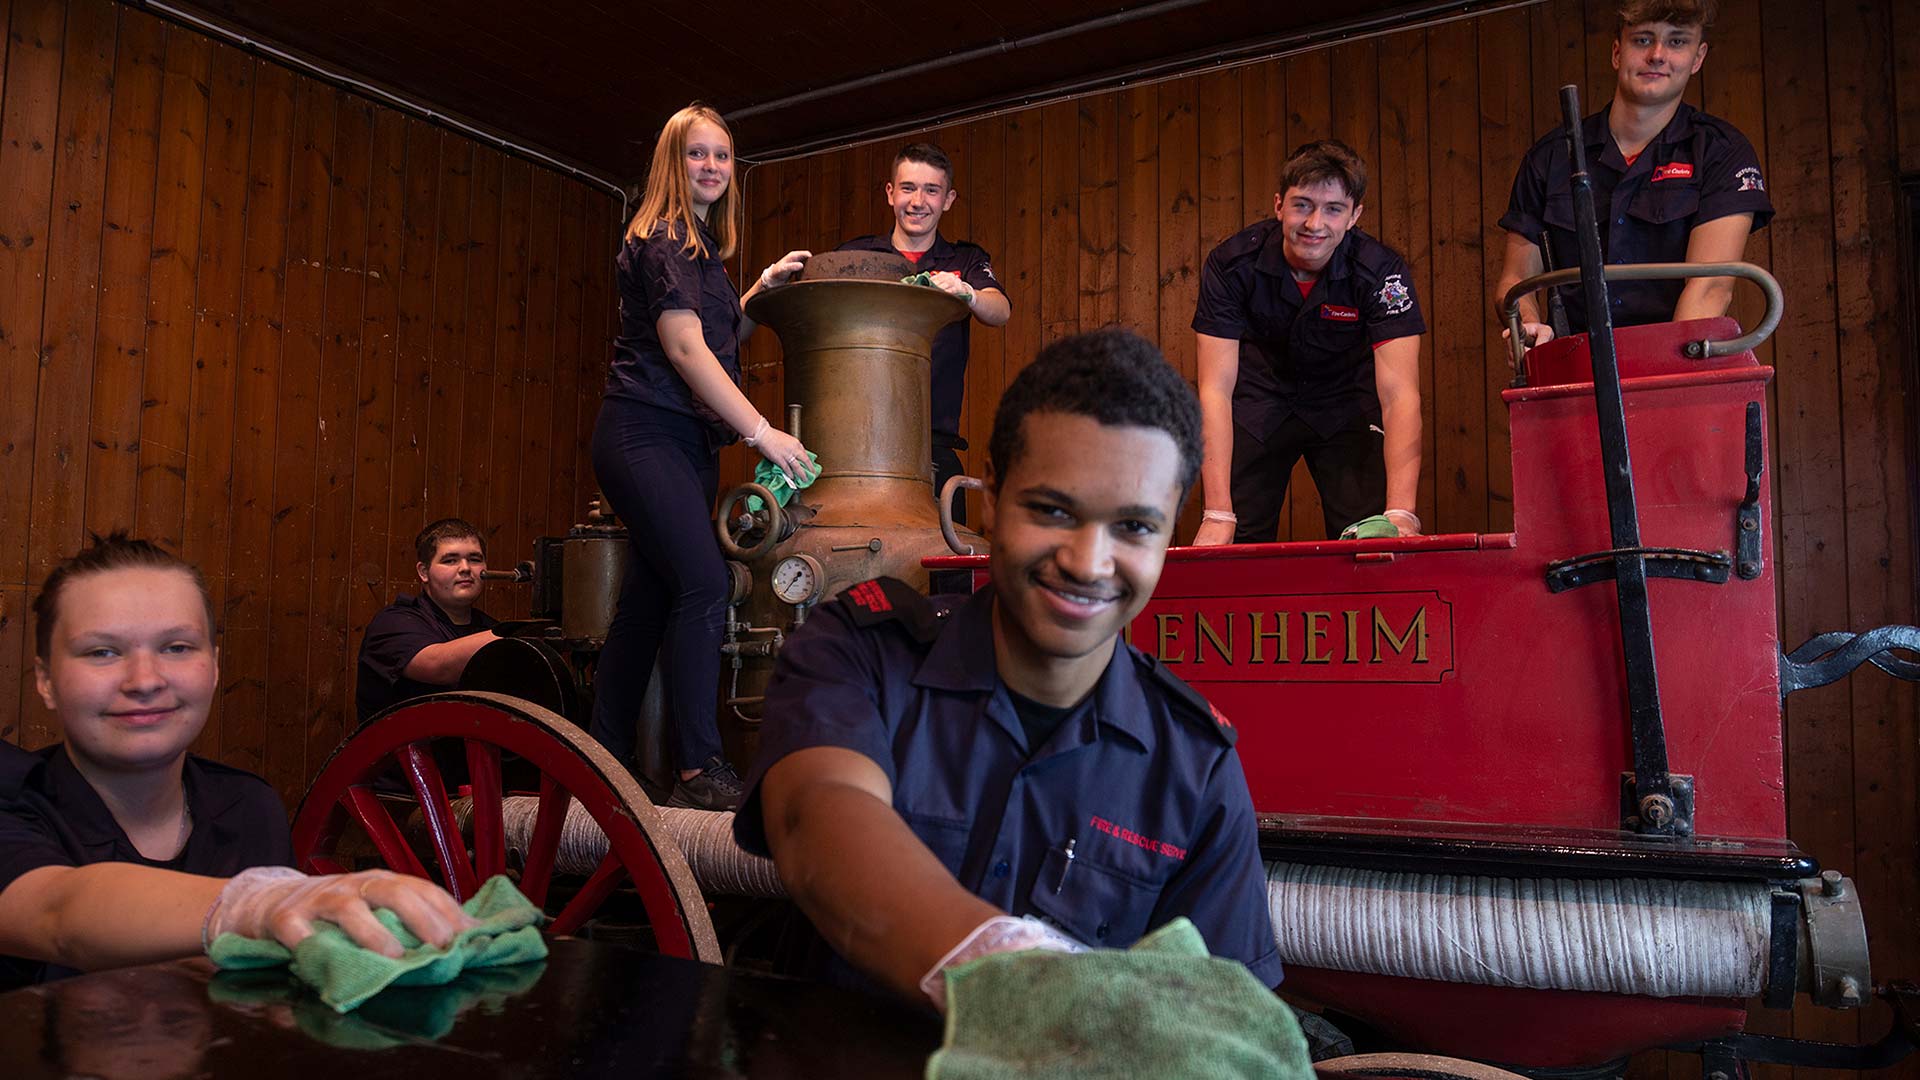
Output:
[1627, 183, 1700, 225]
[1025, 846, 1159, 947]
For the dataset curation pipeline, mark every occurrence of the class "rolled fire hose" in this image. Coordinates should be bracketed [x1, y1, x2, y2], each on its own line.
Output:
[459, 800, 1819, 1000]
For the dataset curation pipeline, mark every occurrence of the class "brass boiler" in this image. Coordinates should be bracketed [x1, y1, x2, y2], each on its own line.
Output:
[717, 253, 985, 753]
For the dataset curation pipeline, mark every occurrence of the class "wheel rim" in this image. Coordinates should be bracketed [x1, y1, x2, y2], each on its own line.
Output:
[292, 692, 720, 962]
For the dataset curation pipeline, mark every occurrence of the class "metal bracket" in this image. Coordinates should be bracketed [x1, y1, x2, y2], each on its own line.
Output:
[1547, 548, 1733, 593]
[1763, 887, 1801, 1009]
[1736, 401, 1764, 579]
[1780, 625, 1920, 696]
[1619, 772, 1695, 836]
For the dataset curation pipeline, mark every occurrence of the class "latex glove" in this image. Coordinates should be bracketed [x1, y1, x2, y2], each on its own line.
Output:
[750, 426, 817, 485]
[1191, 511, 1237, 547]
[926, 270, 976, 307]
[919, 915, 1085, 1011]
[1383, 508, 1421, 537]
[1502, 321, 1555, 349]
[758, 250, 812, 289]
[205, 867, 476, 960]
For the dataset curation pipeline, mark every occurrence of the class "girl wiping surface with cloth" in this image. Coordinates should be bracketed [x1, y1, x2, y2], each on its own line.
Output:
[0, 532, 473, 990]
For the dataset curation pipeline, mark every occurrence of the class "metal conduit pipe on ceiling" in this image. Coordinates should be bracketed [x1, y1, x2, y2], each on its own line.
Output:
[131, 0, 632, 222]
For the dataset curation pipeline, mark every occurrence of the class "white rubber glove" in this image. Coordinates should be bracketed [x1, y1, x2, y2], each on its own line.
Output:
[918, 914, 1086, 1011]
[204, 867, 474, 959]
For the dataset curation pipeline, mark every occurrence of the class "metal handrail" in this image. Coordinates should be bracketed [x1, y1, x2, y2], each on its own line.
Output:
[1501, 261, 1785, 377]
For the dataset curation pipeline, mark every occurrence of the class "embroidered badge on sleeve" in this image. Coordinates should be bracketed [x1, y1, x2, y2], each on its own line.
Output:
[1378, 274, 1414, 316]
[1736, 166, 1765, 192]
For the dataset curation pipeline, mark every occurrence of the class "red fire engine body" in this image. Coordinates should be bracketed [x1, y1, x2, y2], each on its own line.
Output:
[931, 315, 1808, 1065]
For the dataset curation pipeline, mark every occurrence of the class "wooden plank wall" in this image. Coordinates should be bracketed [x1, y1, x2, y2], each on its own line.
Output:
[736, 0, 1920, 1074]
[0, 0, 619, 807]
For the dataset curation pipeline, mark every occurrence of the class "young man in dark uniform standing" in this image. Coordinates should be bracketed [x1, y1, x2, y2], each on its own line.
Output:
[1494, 0, 1771, 346]
[355, 518, 500, 722]
[837, 143, 1009, 523]
[734, 330, 1279, 1008]
[1192, 140, 1426, 546]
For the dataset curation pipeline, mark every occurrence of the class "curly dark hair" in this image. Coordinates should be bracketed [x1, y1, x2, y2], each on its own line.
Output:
[415, 518, 486, 566]
[987, 329, 1203, 495]
[33, 531, 213, 660]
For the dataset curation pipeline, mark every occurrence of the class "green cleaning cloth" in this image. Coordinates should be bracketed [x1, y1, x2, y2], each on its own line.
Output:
[1339, 514, 1400, 540]
[927, 917, 1314, 1080]
[209, 874, 549, 1013]
[746, 451, 820, 511]
[902, 271, 939, 287]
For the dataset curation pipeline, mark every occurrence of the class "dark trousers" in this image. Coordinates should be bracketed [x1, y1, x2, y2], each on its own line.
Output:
[1230, 414, 1385, 542]
[589, 399, 727, 771]
[933, 435, 968, 527]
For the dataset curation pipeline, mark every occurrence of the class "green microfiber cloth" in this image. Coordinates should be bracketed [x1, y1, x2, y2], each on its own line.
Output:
[903, 271, 939, 287]
[1339, 514, 1400, 540]
[746, 451, 820, 511]
[927, 917, 1313, 1080]
[209, 961, 547, 1049]
[209, 874, 548, 1013]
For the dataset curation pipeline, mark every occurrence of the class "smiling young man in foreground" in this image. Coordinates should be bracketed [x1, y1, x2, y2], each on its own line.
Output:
[733, 329, 1279, 1008]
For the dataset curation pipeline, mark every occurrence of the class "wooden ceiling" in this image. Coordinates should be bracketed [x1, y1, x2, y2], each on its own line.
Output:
[161, 0, 1464, 183]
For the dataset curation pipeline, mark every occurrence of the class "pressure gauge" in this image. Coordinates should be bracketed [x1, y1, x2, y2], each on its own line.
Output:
[771, 554, 825, 606]
[724, 561, 753, 605]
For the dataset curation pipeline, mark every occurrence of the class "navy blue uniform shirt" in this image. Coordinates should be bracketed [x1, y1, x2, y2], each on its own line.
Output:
[735, 579, 1282, 988]
[1193, 221, 1424, 442]
[0, 742, 292, 989]
[355, 592, 497, 722]
[835, 234, 1003, 441]
[1499, 103, 1773, 332]
[609, 218, 742, 440]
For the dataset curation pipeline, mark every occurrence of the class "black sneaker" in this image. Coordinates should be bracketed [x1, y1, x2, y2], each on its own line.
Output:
[667, 756, 745, 811]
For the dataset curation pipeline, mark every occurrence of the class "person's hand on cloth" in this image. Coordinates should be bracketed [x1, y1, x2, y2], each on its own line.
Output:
[205, 867, 476, 960]
[925, 270, 979, 308]
[758, 250, 812, 289]
[927, 917, 1315, 1079]
[918, 914, 1085, 1012]
[1384, 508, 1420, 537]
[743, 416, 818, 485]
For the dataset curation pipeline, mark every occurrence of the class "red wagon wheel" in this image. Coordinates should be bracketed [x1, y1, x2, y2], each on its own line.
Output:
[291, 691, 720, 962]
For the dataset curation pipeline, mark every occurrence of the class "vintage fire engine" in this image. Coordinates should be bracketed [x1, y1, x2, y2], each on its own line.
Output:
[290, 89, 1919, 1073]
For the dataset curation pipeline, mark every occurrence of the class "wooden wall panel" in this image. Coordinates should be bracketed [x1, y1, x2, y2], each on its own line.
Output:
[0, 2, 619, 807]
[738, 4, 1920, 1072]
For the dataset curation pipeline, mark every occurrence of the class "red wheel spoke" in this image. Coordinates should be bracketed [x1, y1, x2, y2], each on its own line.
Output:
[520, 774, 570, 908]
[548, 849, 625, 937]
[305, 855, 347, 875]
[466, 740, 506, 883]
[339, 786, 430, 879]
[399, 741, 479, 901]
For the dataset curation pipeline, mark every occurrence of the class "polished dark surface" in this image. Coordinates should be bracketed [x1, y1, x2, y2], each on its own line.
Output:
[0, 938, 940, 1078]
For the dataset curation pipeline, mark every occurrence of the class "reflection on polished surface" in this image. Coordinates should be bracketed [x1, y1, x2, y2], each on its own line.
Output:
[0, 938, 939, 1078]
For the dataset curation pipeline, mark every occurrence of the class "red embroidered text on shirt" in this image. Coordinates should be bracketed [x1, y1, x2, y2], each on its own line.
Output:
[1321, 304, 1360, 322]
[848, 581, 892, 613]
[1089, 815, 1188, 861]
[1652, 162, 1695, 183]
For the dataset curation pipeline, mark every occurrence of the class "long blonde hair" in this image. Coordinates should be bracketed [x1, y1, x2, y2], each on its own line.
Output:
[627, 103, 739, 260]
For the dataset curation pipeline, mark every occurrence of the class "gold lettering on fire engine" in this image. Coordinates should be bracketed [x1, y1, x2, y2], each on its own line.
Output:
[1155, 613, 1185, 662]
[1249, 611, 1289, 663]
[1373, 606, 1429, 663]
[1146, 607, 1433, 666]
[1303, 612, 1333, 664]
[1195, 613, 1232, 664]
